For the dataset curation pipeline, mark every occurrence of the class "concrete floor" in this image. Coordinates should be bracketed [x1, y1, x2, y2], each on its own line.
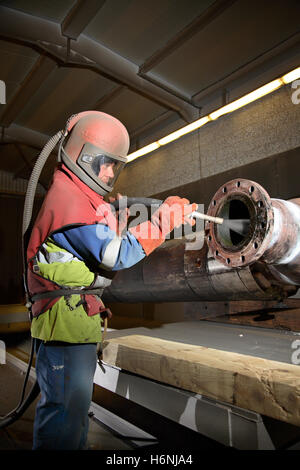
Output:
[0, 359, 132, 450]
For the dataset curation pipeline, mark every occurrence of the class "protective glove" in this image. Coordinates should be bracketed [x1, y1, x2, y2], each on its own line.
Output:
[129, 196, 197, 255]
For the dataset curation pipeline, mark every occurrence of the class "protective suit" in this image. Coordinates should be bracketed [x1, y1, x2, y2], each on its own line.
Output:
[27, 111, 196, 449]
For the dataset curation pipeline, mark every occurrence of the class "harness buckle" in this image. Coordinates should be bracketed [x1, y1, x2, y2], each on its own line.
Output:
[64, 295, 75, 311]
[32, 256, 40, 274]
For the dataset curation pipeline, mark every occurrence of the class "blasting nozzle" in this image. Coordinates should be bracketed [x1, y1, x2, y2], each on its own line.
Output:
[190, 209, 223, 225]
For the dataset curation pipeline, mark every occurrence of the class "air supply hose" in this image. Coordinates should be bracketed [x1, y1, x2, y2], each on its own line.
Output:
[22, 130, 64, 236]
[0, 130, 64, 429]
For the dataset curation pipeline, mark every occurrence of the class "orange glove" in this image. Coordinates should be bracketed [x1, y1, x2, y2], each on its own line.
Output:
[158, 196, 197, 233]
[129, 196, 197, 255]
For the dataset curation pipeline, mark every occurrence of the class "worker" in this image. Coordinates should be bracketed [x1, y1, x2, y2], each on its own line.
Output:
[26, 111, 196, 450]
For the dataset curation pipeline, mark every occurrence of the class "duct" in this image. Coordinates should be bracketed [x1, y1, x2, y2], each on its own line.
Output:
[103, 179, 299, 304]
[3, 124, 50, 149]
[0, 6, 198, 122]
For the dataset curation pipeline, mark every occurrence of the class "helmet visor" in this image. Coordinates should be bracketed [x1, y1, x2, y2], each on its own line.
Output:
[80, 152, 125, 189]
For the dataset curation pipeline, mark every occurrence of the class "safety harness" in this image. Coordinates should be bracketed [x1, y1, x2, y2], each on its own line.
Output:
[26, 165, 118, 320]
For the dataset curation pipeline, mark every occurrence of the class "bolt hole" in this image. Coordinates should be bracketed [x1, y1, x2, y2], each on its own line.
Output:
[226, 258, 231, 264]
[241, 255, 245, 262]
[222, 187, 227, 193]
[208, 235, 212, 241]
[249, 186, 255, 193]
[258, 201, 263, 208]
[213, 200, 216, 206]
[254, 242, 258, 249]
[236, 181, 241, 188]
[215, 250, 219, 256]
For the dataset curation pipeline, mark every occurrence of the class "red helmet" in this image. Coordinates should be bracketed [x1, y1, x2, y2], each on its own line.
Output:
[59, 111, 129, 195]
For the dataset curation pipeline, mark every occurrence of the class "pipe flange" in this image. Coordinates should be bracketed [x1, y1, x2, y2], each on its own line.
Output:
[206, 179, 274, 268]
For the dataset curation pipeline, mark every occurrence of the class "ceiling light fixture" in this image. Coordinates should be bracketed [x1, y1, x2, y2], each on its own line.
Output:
[282, 66, 300, 84]
[209, 79, 283, 120]
[157, 116, 211, 146]
[127, 142, 160, 162]
[127, 66, 300, 162]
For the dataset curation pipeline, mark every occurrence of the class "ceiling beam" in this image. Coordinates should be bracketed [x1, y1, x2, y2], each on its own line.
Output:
[139, 0, 237, 75]
[61, 0, 106, 40]
[0, 6, 199, 122]
[1, 35, 198, 122]
[0, 54, 57, 128]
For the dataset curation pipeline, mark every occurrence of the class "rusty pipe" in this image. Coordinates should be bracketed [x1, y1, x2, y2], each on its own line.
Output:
[206, 179, 300, 286]
[103, 178, 300, 304]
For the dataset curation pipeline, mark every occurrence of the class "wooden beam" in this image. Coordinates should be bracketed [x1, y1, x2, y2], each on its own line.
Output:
[103, 334, 300, 427]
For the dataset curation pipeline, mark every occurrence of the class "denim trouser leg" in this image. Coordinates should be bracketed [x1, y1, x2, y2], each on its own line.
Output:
[33, 342, 97, 450]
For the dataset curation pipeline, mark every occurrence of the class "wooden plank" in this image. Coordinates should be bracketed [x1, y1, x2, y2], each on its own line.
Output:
[103, 334, 300, 427]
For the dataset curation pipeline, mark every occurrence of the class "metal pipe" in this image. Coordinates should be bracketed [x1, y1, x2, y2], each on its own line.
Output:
[206, 179, 300, 285]
[103, 179, 300, 304]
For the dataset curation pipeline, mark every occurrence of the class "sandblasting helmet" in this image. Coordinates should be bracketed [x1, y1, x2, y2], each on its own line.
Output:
[59, 111, 130, 195]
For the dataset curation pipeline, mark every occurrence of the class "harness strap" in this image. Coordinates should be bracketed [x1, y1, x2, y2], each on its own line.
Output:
[32, 287, 104, 302]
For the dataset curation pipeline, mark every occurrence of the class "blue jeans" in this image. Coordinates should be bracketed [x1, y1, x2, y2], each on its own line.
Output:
[33, 341, 97, 450]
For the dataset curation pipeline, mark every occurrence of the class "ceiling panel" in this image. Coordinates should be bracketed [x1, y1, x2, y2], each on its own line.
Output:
[0, 40, 38, 106]
[97, 87, 167, 133]
[149, 0, 300, 97]
[85, 0, 215, 65]
[0, 0, 76, 22]
[15, 67, 117, 135]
